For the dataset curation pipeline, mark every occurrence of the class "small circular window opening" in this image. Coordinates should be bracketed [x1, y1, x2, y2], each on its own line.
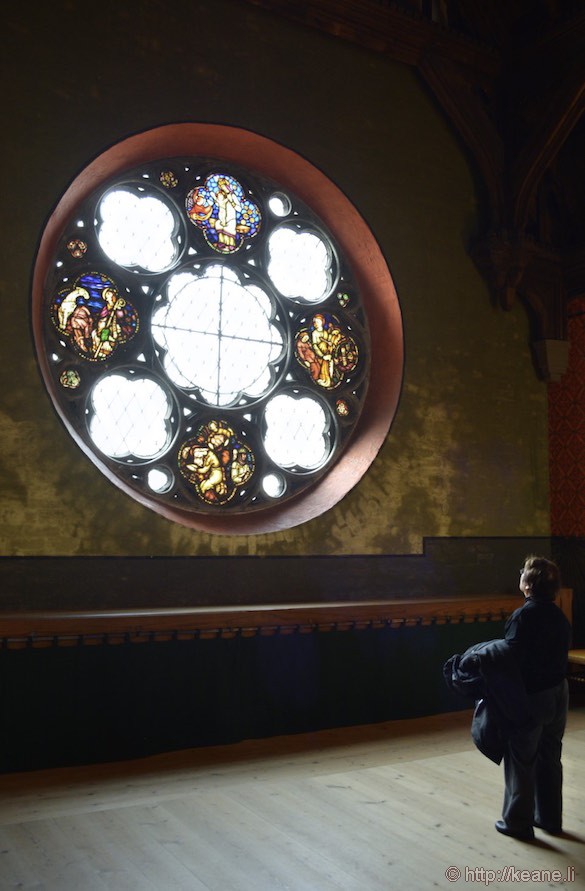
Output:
[33, 125, 403, 533]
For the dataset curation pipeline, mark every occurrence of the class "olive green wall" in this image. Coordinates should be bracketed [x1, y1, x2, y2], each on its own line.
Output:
[1, 0, 549, 557]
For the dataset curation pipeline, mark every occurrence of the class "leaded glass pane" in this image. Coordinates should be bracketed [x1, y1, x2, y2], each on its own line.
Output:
[88, 374, 175, 461]
[186, 174, 261, 254]
[295, 313, 358, 389]
[267, 226, 334, 302]
[151, 265, 284, 405]
[51, 273, 138, 362]
[147, 466, 174, 494]
[263, 392, 331, 470]
[178, 420, 255, 504]
[97, 189, 181, 272]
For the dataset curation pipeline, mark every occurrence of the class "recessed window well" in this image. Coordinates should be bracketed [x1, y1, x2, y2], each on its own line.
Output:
[32, 124, 403, 534]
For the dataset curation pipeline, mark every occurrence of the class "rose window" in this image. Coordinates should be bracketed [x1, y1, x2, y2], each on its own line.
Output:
[37, 151, 375, 521]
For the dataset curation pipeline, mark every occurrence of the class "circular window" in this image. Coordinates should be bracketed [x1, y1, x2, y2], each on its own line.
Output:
[32, 125, 403, 534]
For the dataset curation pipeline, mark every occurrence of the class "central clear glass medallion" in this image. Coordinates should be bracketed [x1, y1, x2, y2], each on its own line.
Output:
[152, 265, 285, 406]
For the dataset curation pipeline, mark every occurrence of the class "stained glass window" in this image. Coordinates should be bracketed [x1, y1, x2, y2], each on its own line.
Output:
[39, 153, 374, 521]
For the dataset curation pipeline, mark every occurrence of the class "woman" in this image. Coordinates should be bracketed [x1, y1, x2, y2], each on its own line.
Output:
[496, 555, 571, 840]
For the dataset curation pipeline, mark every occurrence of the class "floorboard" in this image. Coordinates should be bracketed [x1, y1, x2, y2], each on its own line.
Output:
[1, 708, 584, 890]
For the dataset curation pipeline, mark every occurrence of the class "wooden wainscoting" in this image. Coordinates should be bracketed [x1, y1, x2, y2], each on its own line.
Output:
[0, 594, 525, 649]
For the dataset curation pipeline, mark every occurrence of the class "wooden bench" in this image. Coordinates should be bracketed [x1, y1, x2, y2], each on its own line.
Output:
[567, 649, 585, 684]
[557, 588, 585, 685]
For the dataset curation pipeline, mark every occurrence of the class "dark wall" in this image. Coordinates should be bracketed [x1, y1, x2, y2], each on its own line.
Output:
[2, 0, 550, 558]
[0, 618, 503, 773]
[0, 536, 553, 610]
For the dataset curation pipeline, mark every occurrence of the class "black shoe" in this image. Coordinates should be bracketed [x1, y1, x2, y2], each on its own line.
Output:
[495, 820, 534, 841]
[534, 821, 563, 835]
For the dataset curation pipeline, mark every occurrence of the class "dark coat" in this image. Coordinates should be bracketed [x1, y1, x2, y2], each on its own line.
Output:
[443, 638, 531, 764]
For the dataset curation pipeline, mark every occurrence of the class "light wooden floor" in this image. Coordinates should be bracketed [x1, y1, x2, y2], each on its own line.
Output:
[0, 707, 584, 890]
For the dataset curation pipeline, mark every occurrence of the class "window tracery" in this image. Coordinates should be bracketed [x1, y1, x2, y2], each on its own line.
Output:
[32, 124, 403, 533]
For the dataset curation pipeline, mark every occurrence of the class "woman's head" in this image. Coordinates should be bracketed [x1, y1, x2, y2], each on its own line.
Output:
[520, 555, 561, 602]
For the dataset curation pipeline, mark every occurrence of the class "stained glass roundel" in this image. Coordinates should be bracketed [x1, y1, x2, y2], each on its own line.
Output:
[32, 125, 403, 533]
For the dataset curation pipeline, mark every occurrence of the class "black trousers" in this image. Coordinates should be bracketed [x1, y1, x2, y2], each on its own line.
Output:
[501, 679, 569, 832]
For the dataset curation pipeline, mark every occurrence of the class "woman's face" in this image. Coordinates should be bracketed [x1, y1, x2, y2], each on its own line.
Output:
[519, 566, 530, 597]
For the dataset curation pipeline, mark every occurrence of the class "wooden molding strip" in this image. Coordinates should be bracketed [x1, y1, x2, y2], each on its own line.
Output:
[0, 595, 522, 649]
[242, 0, 500, 75]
